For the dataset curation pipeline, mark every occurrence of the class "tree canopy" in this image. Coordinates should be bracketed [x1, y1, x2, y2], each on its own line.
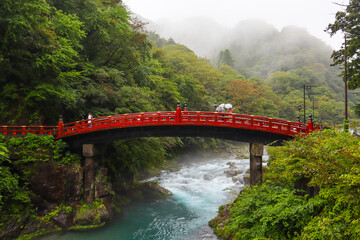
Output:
[0, 0, 359, 181]
[210, 130, 360, 239]
[326, 0, 360, 90]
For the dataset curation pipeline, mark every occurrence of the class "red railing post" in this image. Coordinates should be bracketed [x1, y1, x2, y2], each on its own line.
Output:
[58, 115, 64, 138]
[107, 116, 111, 128]
[307, 114, 314, 133]
[80, 119, 85, 132]
[307, 121, 314, 133]
[175, 101, 182, 123]
[75, 121, 80, 134]
[288, 121, 291, 135]
[157, 112, 160, 125]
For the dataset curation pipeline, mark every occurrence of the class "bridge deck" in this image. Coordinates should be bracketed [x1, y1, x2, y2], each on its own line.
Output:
[0, 111, 310, 139]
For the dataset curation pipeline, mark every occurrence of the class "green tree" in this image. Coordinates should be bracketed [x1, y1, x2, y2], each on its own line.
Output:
[267, 71, 302, 97]
[0, 0, 86, 124]
[211, 130, 360, 239]
[326, 0, 360, 90]
[217, 49, 235, 68]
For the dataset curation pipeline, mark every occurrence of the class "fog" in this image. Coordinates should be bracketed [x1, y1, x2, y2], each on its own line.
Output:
[125, 0, 349, 51]
[137, 16, 332, 66]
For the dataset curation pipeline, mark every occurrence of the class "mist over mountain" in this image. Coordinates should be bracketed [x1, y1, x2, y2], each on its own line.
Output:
[141, 16, 336, 82]
[143, 17, 331, 56]
[145, 16, 229, 58]
[139, 15, 352, 122]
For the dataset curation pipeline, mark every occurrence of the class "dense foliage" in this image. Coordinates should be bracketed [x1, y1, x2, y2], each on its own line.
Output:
[1, 1, 360, 239]
[0, 134, 79, 220]
[1, 0, 359, 201]
[0, 136, 30, 216]
[326, 0, 360, 118]
[211, 130, 360, 239]
[150, 17, 358, 123]
[326, 0, 360, 90]
[219, 24, 352, 124]
[0, 0, 220, 177]
[1, 0, 357, 124]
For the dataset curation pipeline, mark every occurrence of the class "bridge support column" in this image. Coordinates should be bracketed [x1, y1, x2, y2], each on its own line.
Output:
[83, 144, 95, 204]
[249, 143, 263, 186]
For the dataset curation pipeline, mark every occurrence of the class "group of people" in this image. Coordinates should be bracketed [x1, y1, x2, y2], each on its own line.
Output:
[86, 103, 234, 125]
[215, 103, 235, 113]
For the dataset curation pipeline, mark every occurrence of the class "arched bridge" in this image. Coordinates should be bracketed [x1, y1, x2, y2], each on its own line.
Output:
[0, 110, 316, 148]
[0, 108, 320, 187]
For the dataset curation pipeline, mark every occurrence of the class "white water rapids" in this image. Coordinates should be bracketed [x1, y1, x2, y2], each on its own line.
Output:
[147, 156, 249, 239]
[45, 153, 268, 240]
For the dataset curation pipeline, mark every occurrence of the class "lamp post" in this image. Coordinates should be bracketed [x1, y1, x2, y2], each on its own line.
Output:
[344, 34, 349, 131]
[313, 99, 315, 123]
[303, 84, 316, 123]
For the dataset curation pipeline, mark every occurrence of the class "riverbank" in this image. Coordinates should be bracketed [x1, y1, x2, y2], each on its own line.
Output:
[209, 130, 360, 239]
[0, 135, 249, 239]
[0, 136, 177, 240]
[43, 154, 250, 240]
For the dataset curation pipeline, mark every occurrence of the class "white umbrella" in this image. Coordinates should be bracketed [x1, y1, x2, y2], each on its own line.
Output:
[225, 103, 233, 109]
[216, 103, 225, 112]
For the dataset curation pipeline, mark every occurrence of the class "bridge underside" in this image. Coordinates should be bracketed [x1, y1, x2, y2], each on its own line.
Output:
[61, 125, 293, 148]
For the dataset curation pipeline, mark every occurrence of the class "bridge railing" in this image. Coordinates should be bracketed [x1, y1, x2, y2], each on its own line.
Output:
[0, 111, 311, 139]
[0, 126, 57, 136]
[58, 112, 179, 137]
[56, 111, 309, 138]
[179, 112, 307, 135]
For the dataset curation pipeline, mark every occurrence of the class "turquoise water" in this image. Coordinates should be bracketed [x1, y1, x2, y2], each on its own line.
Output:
[44, 157, 250, 240]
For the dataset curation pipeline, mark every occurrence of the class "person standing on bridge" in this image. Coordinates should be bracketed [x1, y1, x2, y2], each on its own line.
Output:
[88, 113, 93, 127]
[227, 107, 235, 114]
[216, 104, 225, 113]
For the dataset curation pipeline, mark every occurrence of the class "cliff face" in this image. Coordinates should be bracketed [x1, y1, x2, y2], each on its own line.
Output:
[1, 160, 113, 240]
[0, 135, 174, 240]
[30, 162, 83, 205]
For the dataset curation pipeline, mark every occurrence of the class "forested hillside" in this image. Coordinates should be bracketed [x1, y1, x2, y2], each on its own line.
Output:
[0, 0, 358, 177]
[1, 0, 360, 239]
[210, 130, 360, 239]
[146, 17, 359, 124]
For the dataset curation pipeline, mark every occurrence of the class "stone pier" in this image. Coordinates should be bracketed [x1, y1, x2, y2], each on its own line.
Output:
[83, 144, 95, 204]
[249, 143, 263, 186]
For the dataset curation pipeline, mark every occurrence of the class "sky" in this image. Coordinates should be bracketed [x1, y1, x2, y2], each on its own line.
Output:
[124, 0, 349, 50]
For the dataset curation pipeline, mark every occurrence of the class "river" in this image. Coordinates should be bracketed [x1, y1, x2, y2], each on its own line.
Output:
[44, 155, 254, 240]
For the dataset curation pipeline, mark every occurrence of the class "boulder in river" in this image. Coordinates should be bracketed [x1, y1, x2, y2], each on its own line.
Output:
[224, 169, 243, 178]
[51, 208, 76, 228]
[74, 204, 110, 226]
[226, 162, 236, 169]
[138, 181, 172, 200]
[203, 174, 215, 181]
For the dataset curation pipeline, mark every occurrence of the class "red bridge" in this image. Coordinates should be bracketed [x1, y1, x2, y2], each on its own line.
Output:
[0, 109, 316, 148]
[0, 107, 319, 185]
